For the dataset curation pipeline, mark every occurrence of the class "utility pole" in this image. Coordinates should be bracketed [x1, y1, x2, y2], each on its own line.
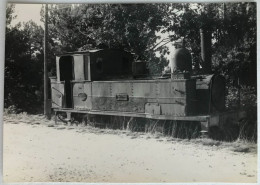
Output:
[44, 4, 50, 118]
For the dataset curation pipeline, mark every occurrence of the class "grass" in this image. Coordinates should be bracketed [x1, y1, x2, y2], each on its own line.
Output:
[3, 112, 257, 154]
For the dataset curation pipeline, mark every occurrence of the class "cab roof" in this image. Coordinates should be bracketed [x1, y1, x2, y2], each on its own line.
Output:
[56, 49, 132, 57]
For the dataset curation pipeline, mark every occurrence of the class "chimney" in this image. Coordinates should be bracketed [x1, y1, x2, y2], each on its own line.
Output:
[200, 28, 212, 74]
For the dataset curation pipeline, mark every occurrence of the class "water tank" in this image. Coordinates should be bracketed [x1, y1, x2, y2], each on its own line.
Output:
[170, 48, 192, 74]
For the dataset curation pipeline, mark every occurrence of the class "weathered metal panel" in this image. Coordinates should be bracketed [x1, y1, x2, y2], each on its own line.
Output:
[116, 93, 129, 101]
[84, 55, 91, 80]
[211, 75, 225, 112]
[145, 103, 161, 115]
[72, 82, 85, 109]
[185, 80, 197, 99]
[170, 80, 191, 97]
[92, 82, 111, 97]
[132, 61, 147, 76]
[132, 82, 157, 98]
[91, 81, 145, 112]
[53, 107, 210, 122]
[196, 75, 214, 114]
[51, 82, 65, 108]
[56, 57, 60, 81]
[84, 82, 92, 110]
[160, 103, 187, 116]
[73, 55, 85, 80]
[73, 82, 84, 95]
[196, 74, 226, 114]
[91, 97, 145, 112]
[111, 82, 132, 97]
[158, 82, 172, 97]
[88, 79, 196, 116]
[89, 50, 133, 81]
[196, 75, 214, 89]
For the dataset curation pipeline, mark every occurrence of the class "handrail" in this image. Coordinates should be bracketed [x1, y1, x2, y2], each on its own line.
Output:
[51, 87, 63, 108]
[52, 101, 62, 108]
[52, 87, 63, 95]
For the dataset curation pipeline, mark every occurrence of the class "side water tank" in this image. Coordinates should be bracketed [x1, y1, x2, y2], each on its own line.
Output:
[170, 48, 192, 74]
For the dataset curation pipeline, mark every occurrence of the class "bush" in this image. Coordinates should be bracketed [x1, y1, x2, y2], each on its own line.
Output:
[226, 85, 257, 142]
[238, 86, 257, 141]
[4, 105, 21, 114]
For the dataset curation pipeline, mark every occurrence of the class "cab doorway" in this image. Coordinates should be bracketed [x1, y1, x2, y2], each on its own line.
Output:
[59, 56, 74, 108]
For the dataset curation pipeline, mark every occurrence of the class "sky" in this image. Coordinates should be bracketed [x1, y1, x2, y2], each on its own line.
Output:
[11, 4, 43, 26]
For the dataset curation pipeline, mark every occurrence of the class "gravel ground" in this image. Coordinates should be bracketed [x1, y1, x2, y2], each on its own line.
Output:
[3, 113, 257, 183]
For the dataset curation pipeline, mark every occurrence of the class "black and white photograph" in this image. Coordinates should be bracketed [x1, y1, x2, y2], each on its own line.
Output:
[3, 1, 257, 183]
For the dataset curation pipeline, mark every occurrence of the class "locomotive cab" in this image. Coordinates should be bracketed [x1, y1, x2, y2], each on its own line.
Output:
[50, 49, 134, 109]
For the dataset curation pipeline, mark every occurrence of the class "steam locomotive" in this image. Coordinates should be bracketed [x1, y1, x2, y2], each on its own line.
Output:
[50, 31, 244, 137]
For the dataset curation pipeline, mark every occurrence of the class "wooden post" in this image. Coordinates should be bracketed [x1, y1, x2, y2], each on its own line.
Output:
[44, 4, 50, 119]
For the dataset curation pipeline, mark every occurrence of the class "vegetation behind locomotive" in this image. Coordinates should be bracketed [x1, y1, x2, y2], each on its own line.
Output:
[50, 37, 245, 136]
[51, 48, 245, 136]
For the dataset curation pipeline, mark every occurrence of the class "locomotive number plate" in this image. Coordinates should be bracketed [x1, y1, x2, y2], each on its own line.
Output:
[116, 93, 129, 101]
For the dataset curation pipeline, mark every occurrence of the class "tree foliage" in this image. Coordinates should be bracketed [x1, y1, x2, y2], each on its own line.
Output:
[164, 3, 256, 136]
[164, 3, 256, 79]
[5, 4, 44, 113]
[44, 4, 170, 74]
[5, 2, 257, 126]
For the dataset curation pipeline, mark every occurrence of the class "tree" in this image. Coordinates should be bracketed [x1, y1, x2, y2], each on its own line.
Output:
[164, 3, 256, 82]
[5, 5, 44, 113]
[42, 4, 170, 74]
[6, 4, 16, 27]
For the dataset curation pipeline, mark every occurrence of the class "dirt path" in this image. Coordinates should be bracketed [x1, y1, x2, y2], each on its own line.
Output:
[3, 114, 257, 183]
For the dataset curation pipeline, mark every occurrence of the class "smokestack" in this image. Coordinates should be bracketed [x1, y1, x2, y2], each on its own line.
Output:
[200, 28, 212, 74]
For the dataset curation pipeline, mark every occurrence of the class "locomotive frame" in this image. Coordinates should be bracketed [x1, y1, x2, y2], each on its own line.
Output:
[50, 48, 245, 136]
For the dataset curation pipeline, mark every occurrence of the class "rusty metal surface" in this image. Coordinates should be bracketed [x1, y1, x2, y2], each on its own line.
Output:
[84, 82, 92, 110]
[111, 82, 132, 97]
[56, 57, 60, 81]
[73, 55, 85, 80]
[132, 82, 157, 98]
[72, 82, 85, 109]
[51, 50, 228, 129]
[211, 75, 225, 112]
[84, 55, 91, 80]
[90, 50, 133, 81]
[53, 108, 210, 122]
[52, 51, 198, 118]
[132, 61, 147, 76]
[145, 103, 161, 115]
[196, 74, 225, 114]
[51, 82, 65, 108]
[91, 97, 146, 113]
[170, 48, 192, 74]
[69, 79, 197, 116]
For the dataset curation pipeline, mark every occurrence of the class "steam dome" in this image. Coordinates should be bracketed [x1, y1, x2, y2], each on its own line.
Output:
[170, 48, 192, 74]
